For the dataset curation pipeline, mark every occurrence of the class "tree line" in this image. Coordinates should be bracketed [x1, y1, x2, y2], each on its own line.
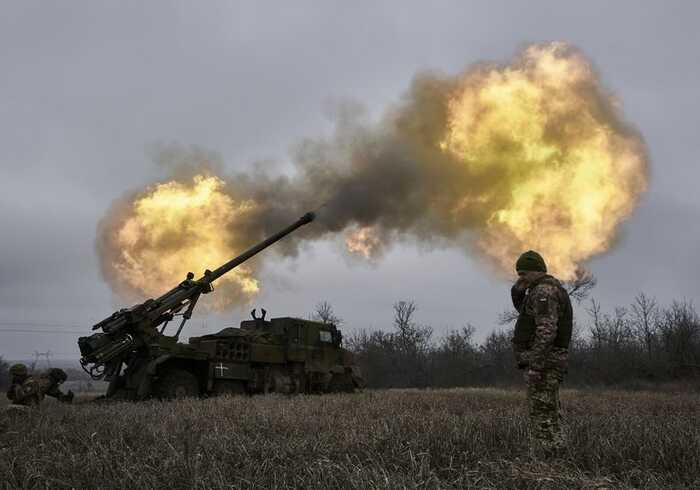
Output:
[3, 292, 698, 392]
[318, 293, 700, 389]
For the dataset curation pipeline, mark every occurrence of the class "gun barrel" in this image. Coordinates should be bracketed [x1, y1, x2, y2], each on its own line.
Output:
[88, 211, 315, 335]
[202, 211, 315, 283]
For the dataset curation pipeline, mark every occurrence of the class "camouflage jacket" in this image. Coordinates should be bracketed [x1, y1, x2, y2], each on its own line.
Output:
[7, 376, 71, 406]
[7, 377, 43, 406]
[512, 273, 570, 372]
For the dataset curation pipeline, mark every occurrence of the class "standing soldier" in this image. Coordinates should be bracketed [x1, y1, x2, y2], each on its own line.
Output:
[6, 364, 74, 406]
[510, 251, 573, 457]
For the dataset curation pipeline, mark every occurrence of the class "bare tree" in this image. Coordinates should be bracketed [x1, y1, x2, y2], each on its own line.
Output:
[393, 300, 416, 330]
[587, 298, 605, 349]
[393, 300, 432, 354]
[607, 307, 633, 352]
[630, 293, 659, 361]
[659, 300, 700, 367]
[439, 325, 477, 355]
[479, 329, 516, 377]
[568, 320, 587, 353]
[392, 300, 433, 386]
[312, 300, 343, 325]
[563, 269, 597, 303]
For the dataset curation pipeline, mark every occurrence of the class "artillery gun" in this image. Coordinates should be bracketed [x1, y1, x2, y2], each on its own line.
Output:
[78, 212, 364, 400]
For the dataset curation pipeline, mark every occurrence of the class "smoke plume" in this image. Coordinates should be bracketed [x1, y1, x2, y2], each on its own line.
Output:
[98, 42, 649, 308]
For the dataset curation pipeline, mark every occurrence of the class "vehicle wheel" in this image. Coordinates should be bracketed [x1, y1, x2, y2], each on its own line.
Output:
[328, 373, 355, 393]
[213, 379, 247, 395]
[153, 368, 199, 400]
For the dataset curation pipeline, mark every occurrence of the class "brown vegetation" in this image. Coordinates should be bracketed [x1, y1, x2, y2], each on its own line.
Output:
[1, 387, 699, 489]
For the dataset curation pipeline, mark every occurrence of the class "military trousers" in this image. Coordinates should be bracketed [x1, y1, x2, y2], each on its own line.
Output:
[525, 368, 565, 455]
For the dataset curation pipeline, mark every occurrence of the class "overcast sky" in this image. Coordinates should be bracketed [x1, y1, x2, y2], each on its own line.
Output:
[1, 1, 699, 361]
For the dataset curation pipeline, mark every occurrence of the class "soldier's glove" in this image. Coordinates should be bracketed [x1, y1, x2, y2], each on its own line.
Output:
[511, 280, 528, 310]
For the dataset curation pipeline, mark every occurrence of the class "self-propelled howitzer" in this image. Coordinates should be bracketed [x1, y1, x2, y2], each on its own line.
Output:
[78, 212, 324, 399]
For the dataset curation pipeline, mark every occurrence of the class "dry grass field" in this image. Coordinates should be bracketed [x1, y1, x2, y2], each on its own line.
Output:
[1, 387, 699, 489]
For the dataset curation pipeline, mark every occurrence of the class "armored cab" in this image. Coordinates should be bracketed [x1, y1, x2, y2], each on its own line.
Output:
[175, 312, 363, 396]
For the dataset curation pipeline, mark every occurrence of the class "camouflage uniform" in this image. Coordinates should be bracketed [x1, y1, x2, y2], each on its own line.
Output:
[511, 260, 572, 458]
[6, 365, 73, 406]
[7, 376, 41, 406]
[7, 364, 38, 406]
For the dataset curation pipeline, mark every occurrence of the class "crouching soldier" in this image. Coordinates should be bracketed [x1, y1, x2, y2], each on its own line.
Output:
[40, 368, 75, 403]
[6, 364, 74, 406]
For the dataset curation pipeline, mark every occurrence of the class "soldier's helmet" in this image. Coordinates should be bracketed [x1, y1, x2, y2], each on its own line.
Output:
[47, 368, 68, 384]
[515, 250, 547, 273]
[9, 363, 28, 379]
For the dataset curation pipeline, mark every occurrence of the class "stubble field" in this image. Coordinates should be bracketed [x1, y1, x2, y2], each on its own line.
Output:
[1, 387, 699, 489]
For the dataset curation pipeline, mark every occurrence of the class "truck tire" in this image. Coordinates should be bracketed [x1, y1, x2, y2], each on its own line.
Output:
[328, 373, 355, 393]
[212, 379, 247, 395]
[153, 368, 199, 400]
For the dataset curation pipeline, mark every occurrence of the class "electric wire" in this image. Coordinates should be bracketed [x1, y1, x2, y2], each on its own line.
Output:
[0, 329, 86, 334]
[0, 322, 89, 334]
